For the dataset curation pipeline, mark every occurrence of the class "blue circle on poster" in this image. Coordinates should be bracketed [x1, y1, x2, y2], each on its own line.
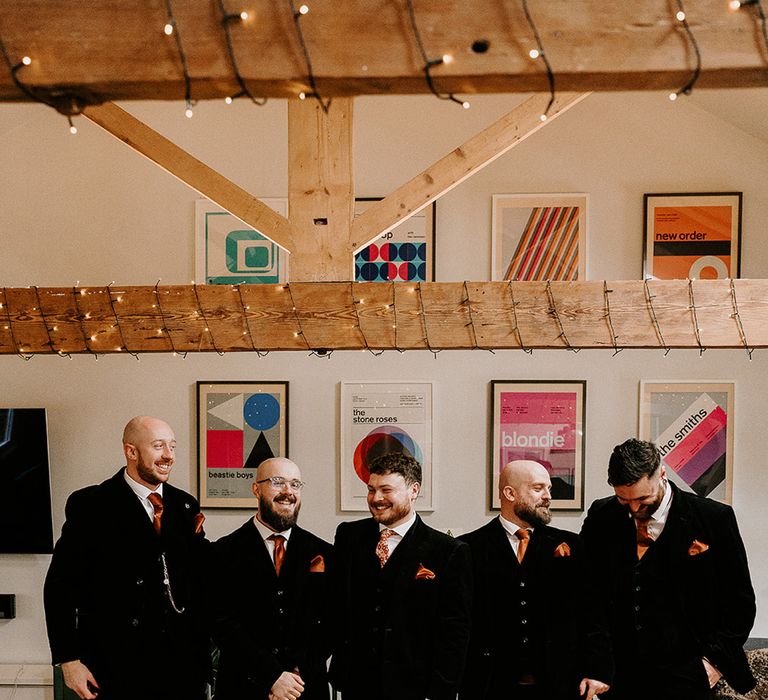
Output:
[381, 243, 398, 262]
[417, 243, 427, 261]
[417, 262, 426, 279]
[360, 262, 380, 281]
[244, 393, 280, 431]
[399, 262, 417, 280]
[399, 243, 417, 261]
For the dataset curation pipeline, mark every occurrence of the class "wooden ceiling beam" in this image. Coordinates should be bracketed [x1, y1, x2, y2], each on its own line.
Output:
[0, 1, 766, 102]
[1, 280, 765, 354]
[351, 92, 589, 249]
[82, 102, 296, 252]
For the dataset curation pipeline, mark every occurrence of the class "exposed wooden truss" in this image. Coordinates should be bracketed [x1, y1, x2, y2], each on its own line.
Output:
[0, 0, 767, 105]
[1, 280, 765, 355]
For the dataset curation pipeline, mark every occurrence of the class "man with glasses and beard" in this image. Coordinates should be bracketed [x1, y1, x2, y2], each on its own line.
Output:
[581, 439, 756, 700]
[330, 452, 472, 700]
[459, 460, 610, 700]
[44, 416, 209, 700]
[210, 457, 332, 700]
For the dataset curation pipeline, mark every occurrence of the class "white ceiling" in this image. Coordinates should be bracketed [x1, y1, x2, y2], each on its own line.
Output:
[690, 88, 768, 144]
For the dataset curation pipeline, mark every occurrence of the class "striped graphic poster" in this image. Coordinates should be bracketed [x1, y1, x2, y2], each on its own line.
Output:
[492, 194, 587, 281]
[640, 382, 734, 503]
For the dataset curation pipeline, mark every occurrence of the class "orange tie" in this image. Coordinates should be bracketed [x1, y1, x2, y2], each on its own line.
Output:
[376, 529, 395, 567]
[270, 534, 286, 576]
[636, 520, 653, 559]
[516, 529, 530, 563]
[147, 492, 163, 535]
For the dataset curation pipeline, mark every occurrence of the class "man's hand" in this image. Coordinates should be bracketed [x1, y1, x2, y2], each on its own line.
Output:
[60, 660, 99, 699]
[269, 671, 305, 700]
[703, 657, 723, 688]
[579, 677, 611, 700]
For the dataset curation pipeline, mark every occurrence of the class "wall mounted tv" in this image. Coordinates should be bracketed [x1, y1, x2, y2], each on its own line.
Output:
[0, 408, 54, 553]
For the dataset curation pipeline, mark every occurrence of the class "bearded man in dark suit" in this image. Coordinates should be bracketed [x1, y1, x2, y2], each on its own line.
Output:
[581, 438, 756, 700]
[210, 457, 333, 700]
[459, 460, 610, 700]
[44, 416, 209, 700]
[330, 452, 472, 700]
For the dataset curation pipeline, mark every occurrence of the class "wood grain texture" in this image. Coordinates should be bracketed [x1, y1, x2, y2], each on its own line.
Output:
[1, 280, 765, 354]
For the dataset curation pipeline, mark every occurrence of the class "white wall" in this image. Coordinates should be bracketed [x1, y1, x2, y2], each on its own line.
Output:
[1, 92, 767, 685]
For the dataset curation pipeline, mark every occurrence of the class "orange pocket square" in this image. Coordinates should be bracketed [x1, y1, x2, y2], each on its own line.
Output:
[309, 554, 325, 573]
[688, 539, 709, 556]
[554, 542, 571, 558]
[193, 512, 205, 535]
[414, 564, 436, 580]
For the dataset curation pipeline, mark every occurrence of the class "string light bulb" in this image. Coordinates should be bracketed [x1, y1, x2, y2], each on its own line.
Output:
[225, 96, 233, 104]
[462, 101, 471, 109]
[529, 48, 540, 59]
[669, 92, 678, 101]
[240, 10, 249, 20]
[21, 56, 31, 66]
[676, 10, 686, 20]
[539, 113, 548, 121]
[442, 53, 454, 64]
[185, 105, 194, 118]
[299, 91, 306, 100]
[298, 4, 309, 14]
[164, 23, 174, 35]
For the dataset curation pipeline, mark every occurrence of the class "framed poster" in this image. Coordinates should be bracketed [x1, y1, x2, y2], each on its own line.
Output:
[197, 381, 288, 508]
[353, 198, 435, 282]
[195, 198, 288, 284]
[340, 381, 433, 512]
[643, 192, 742, 280]
[639, 381, 734, 503]
[490, 380, 586, 511]
[491, 193, 587, 281]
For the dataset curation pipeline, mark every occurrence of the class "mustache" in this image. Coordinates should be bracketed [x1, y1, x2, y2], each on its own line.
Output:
[274, 494, 297, 504]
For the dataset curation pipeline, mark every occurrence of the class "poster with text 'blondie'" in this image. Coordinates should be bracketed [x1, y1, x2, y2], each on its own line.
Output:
[340, 381, 433, 512]
[490, 380, 585, 511]
[197, 381, 288, 508]
[639, 381, 734, 503]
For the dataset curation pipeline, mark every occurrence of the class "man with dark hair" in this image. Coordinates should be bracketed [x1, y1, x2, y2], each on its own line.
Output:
[330, 452, 472, 700]
[44, 416, 209, 700]
[209, 457, 332, 700]
[581, 438, 756, 700]
[459, 460, 610, 700]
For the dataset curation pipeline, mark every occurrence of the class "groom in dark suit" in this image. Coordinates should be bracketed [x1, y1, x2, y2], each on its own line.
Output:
[459, 460, 610, 700]
[581, 438, 756, 700]
[44, 416, 209, 700]
[330, 452, 472, 700]
[210, 457, 333, 700]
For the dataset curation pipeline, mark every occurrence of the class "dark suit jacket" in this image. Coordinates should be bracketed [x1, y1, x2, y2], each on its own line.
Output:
[330, 515, 472, 700]
[209, 519, 333, 700]
[581, 483, 756, 694]
[458, 518, 607, 700]
[43, 469, 209, 700]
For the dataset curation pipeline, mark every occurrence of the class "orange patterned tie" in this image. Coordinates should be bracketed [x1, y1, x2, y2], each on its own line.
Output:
[147, 492, 163, 535]
[636, 520, 653, 559]
[516, 529, 530, 563]
[270, 534, 286, 576]
[376, 529, 395, 567]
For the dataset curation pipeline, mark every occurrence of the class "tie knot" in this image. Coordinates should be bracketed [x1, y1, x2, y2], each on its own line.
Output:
[269, 534, 285, 544]
[148, 492, 163, 513]
[379, 528, 395, 542]
[516, 528, 530, 542]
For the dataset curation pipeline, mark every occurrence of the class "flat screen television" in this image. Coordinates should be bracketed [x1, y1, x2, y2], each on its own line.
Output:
[0, 408, 54, 553]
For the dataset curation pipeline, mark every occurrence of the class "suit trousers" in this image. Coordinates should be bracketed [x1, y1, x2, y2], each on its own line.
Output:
[605, 656, 714, 700]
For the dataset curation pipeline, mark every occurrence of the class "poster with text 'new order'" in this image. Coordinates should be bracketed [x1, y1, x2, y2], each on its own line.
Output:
[491, 381, 585, 511]
[640, 381, 734, 503]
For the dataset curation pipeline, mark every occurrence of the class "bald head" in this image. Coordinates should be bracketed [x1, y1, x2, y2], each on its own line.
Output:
[252, 457, 302, 532]
[499, 460, 552, 528]
[122, 416, 176, 490]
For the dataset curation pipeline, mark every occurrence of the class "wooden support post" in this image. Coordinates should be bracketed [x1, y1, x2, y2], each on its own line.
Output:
[287, 97, 354, 281]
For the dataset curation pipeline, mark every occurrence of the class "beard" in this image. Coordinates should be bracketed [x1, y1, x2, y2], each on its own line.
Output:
[369, 498, 412, 527]
[259, 492, 301, 531]
[136, 454, 169, 486]
[515, 500, 552, 527]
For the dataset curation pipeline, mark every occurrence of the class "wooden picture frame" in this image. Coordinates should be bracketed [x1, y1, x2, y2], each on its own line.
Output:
[197, 380, 289, 508]
[639, 380, 734, 503]
[491, 193, 587, 281]
[490, 380, 586, 511]
[643, 192, 742, 280]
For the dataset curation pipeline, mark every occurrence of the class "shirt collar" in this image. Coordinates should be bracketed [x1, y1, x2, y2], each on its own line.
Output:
[380, 510, 417, 538]
[123, 468, 163, 501]
[498, 514, 533, 538]
[252, 514, 292, 542]
[650, 477, 673, 522]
